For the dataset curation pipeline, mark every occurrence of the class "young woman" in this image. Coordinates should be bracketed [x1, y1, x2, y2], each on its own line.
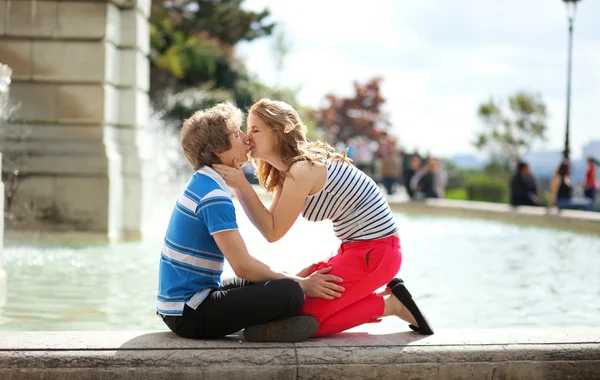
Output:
[584, 157, 598, 203]
[214, 99, 433, 337]
[547, 161, 592, 212]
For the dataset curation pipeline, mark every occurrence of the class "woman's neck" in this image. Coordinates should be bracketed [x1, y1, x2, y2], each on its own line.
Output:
[262, 154, 288, 172]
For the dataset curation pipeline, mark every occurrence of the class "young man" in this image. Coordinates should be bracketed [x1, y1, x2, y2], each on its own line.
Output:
[156, 103, 344, 342]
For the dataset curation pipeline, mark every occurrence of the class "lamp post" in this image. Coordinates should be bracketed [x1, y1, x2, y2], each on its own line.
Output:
[561, 0, 581, 161]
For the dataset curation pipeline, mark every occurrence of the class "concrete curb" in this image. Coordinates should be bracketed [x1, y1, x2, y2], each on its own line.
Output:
[1, 328, 598, 379]
[388, 198, 600, 235]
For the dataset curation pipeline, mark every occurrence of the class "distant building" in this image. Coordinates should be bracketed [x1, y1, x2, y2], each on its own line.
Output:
[582, 140, 600, 160]
[523, 150, 563, 180]
[449, 154, 484, 169]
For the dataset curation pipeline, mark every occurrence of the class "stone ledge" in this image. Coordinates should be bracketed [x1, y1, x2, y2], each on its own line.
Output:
[389, 198, 600, 235]
[0, 328, 598, 379]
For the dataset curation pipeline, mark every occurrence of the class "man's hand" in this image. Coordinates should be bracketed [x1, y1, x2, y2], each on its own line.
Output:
[298, 267, 344, 300]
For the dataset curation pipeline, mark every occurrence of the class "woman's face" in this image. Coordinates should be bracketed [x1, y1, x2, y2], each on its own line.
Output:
[247, 112, 277, 160]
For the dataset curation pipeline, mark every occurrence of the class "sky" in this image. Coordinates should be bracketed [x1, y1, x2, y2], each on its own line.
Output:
[237, 0, 600, 159]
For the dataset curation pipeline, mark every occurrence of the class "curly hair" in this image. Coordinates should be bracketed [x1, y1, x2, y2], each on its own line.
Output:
[249, 98, 350, 193]
[180, 102, 243, 170]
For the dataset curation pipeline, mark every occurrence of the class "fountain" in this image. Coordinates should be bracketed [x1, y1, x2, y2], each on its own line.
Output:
[0, 63, 12, 305]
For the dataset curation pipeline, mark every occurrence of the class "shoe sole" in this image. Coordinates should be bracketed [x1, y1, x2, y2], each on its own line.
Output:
[243, 316, 318, 342]
[390, 279, 434, 335]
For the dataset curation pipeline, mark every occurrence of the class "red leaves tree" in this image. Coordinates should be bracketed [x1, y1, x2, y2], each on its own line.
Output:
[312, 77, 391, 145]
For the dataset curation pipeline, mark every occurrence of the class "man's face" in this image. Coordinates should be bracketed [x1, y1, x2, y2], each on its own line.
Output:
[218, 127, 250, 167]
[410, 156, 421, 170]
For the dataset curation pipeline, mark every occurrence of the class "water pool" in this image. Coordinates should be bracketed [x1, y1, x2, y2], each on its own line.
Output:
[1, 190, 599, 332]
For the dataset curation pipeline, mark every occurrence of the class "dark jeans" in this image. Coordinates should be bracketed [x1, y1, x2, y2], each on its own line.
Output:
[161, 277, 304, 339]
[584, 188, 597, 203]
[383, 177, 395, 195]
[557, 197, 593, 211]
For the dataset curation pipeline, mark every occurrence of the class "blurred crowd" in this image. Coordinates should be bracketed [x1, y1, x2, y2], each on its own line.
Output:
[337, 135, 447, 200]
[511, 156, 598, 211]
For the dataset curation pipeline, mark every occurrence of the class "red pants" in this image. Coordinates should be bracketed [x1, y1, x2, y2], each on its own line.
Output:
[301, 235, 402, 337]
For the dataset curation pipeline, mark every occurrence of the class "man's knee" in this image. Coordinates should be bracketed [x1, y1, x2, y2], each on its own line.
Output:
[269, 278, 305, 313]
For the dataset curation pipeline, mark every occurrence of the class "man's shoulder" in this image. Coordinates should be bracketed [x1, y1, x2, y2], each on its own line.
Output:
[186, 173, 231, 202]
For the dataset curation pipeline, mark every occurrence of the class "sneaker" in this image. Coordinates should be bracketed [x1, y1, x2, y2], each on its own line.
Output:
[243, 316, 318, 342]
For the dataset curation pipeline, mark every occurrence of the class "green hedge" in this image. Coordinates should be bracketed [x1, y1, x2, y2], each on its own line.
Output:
[465, 175, 508, 203]
[445, 188, 468, 200]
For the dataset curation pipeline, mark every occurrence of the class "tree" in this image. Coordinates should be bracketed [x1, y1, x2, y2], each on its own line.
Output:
[149, 0, 276, 103]
[152, 0, 275, 49]
[271, 25, 290, 86]
[311, 77, 391, 146]
[473, 91, 548, 165]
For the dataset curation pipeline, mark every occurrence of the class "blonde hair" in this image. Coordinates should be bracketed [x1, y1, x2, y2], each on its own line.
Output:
[249, 98, 350, 193]
[180, 102, 243, 170]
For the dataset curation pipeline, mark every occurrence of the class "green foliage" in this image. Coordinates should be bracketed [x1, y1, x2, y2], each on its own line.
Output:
[151, 20, 223, 81]
[153, 0, 275, 46]
[445, 188, 468, 200]
[474, 91, 548, 164]
[465, 175, 508, 203]
[160, 87, 235, 125]
[148, 0, 318, 142]
[482, 159, 512, 181]
[149, 0, 276, 105]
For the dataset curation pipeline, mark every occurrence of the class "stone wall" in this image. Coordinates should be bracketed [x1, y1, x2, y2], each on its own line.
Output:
[0, 63, 11, 305]
[0, 151, 4, 306]
[0, 0, 150, 240]
[0, 329, 598, 379]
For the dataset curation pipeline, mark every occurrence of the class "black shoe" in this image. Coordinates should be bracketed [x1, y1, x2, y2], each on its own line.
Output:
[243, 316, 318, 343]
[389, 278, 434, 335]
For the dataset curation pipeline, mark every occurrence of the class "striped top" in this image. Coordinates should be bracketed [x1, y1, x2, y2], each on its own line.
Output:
[302, 161, 399, 242]
[156, 167, 237, 316]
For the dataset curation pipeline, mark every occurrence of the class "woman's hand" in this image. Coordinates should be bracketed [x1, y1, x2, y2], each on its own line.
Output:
[213, 159, 251, 191]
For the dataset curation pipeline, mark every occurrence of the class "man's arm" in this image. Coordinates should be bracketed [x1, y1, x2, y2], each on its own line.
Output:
[213, 230, 344, 300]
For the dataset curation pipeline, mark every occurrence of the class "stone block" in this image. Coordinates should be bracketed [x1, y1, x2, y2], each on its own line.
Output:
[0, 1, 6, 35]
[9, 82, 58, 122]
[2, 174, 56, 230]
[122, 173, 141, 239]
[19, 154, 110, 176]
[0, 40, 32, 79]
[55, 176, 111, 233]
[106, 42, 119, 84]
[105, 3, 121, 45]
[137, 0, 150, 18]
[0, 152, 4, 308]
[32, 41, 107, 82]
[104, 84, 120, 124]
[119, 9, 149, 54]
[57, 2, 108, 39]
[298, 364, 440, 380]
[119, 88, 149, 126]
[6, 1, 59, 37]
[6, 140, 106, 156]
[64, 42, 109, 83]
[111, 0, 136, 9]
[1, 123, 104, 142]
[57, 84, 105, 124]
[119, 49, 149, 91]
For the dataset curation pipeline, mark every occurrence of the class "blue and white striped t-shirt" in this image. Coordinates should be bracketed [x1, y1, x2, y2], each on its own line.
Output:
[156, 166, 237, 316]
